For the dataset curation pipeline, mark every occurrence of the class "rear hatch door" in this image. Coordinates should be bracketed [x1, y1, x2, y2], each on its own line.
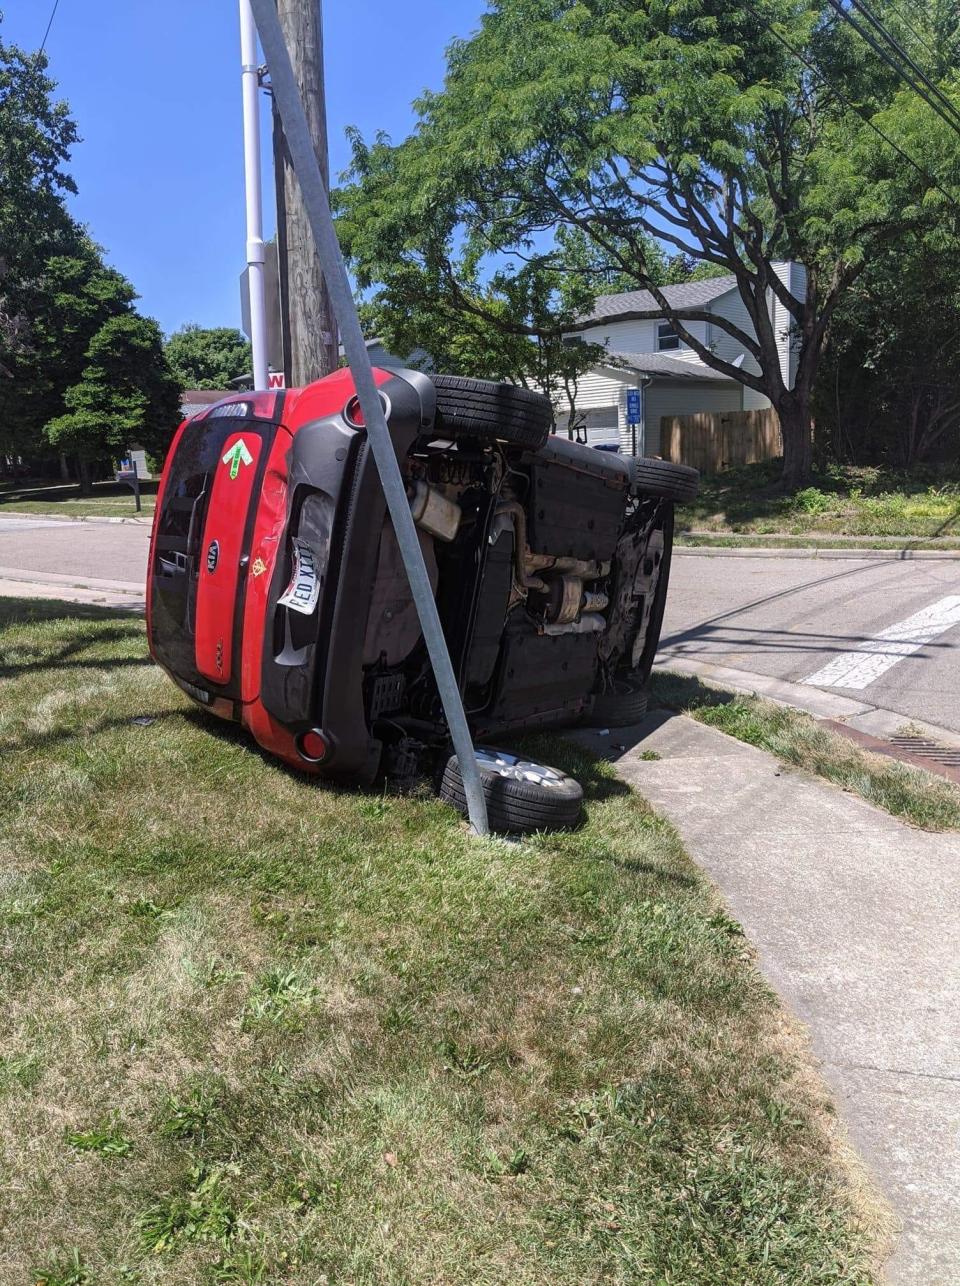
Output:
[149, 397, 281, 700]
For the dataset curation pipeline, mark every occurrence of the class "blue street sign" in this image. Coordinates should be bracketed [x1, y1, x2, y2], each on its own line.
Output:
[626, 388, 641, 424]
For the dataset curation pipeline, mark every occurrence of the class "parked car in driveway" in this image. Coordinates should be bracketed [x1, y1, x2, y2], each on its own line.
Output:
[147, 367, 697, 831]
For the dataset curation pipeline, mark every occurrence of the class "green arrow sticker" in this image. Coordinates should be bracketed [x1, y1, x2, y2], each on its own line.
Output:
[222, 438, 253, 480]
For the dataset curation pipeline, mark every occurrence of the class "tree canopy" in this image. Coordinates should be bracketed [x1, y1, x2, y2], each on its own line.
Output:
[0, 29, 182, 479]
[164, 324, 252, 391]
[47, 313, 181, 470]
[0, 35, 78, 370]
[337, 0, 960, 487]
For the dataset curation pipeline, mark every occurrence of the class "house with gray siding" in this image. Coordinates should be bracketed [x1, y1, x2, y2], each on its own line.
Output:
[557, 261, 805, 455]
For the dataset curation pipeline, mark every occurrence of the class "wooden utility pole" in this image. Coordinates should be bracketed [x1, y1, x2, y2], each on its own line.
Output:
[272, 0, 338, 385]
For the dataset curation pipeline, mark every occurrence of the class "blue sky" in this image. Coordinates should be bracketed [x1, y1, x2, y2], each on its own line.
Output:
[4, 0, 484, 336]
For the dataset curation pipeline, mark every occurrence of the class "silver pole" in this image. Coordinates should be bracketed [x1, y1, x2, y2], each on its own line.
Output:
[248, 0, 489, 835]
[239, 0, 269, 390]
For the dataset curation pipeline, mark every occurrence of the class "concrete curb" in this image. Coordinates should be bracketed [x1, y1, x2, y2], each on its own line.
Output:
[0, 566, 146, 612]
[0, 565, 145, 593]
[675, 546, 960, 561]
[0, 510, 152, 525]
[653, 655, 960, 752]
[681, 530, 960, 545]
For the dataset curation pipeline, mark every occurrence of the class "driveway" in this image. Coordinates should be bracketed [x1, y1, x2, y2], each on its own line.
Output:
[663, 554, 960, 733]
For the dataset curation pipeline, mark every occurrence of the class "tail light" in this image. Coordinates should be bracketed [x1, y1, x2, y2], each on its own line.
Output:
[297, 728, 331, 763]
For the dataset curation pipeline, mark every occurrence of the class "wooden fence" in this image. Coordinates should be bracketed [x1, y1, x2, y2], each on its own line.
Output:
[660, 408, 782, 473]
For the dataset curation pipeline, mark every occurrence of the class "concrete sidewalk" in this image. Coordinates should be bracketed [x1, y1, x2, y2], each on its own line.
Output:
[0, 566, 145, 611]
[581, 713, 960, 1285]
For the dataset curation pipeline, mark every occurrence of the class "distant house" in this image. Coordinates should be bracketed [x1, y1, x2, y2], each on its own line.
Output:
[558, 262, 805, 455]
[180, 389, 233, 418]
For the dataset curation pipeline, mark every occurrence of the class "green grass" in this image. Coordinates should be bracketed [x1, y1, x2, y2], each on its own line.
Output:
[651, 672, 960, 832]
[677, 460, 960, 540]
[0, 478, 156, 518]
[676, 534, 960, 552]
[0, 600, 885, 1283]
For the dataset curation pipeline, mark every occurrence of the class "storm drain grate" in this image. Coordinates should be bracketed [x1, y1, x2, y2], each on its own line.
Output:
[888, 736, 960, 769]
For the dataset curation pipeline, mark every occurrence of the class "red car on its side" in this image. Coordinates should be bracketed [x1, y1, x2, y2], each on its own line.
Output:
[147, 367, 696, 831]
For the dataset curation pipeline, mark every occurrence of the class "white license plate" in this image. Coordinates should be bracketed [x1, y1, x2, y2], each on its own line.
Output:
[278, 539, 321, 616]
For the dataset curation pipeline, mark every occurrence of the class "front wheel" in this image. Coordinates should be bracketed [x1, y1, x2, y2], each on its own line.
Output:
[430, 375, 553, 450]
[439, 748, 583, 834]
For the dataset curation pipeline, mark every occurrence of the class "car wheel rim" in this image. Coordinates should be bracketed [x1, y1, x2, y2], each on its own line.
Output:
[475, 749, 567, 788]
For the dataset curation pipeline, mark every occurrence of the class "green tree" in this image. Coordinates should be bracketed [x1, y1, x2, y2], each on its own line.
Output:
[0, 36, 78, 371]
[164, 324, 252, 390]
[46, 314, 181, 491]
[0, 243, 138, 464]
[815, 233, 960, 466]
[337, 0, 960, 488]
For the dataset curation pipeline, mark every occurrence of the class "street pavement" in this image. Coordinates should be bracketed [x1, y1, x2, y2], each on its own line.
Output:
[663, 553, 960, 734]
[584, 711, 960, 1285]
[0, 516, 149, 585]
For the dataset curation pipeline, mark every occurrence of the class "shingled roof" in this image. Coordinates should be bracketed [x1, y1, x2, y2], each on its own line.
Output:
[602, 351, 734, 381]
[580, 275, 737, 324]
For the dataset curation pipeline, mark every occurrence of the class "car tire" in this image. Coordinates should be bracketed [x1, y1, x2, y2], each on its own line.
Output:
[632, 506, 674, 685]
[439, 747, 583, 834]
[586, 679, 649, 728]
[630, 458, 699, 503]
[431, 375, 553, 450]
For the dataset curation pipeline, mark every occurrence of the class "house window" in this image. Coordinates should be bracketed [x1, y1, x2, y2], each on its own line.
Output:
[657, 322, 680, 351]
[562, 335, 584, 347]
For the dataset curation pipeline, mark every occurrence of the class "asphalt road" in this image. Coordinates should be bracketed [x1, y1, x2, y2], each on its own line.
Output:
[0, 517, 150, 585]
[663, 553, 960, 734]
[2, 520, 959, 735]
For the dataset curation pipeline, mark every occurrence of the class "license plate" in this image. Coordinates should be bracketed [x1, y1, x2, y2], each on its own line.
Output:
[278, 539, 321, 616]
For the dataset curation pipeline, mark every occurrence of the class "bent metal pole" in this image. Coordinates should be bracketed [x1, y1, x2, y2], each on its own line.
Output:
[239, 0, 269, 390]
[247, 0, 490, 835]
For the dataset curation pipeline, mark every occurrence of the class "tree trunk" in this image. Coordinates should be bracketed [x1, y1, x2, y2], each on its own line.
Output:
[59, 452, 71, 481]
[779, 398, 813, 491]
[77, 458, 93, 497]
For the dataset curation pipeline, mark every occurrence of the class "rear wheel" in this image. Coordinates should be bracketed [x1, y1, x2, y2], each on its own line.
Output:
[630, 458, 699, 503]
[431, 375, 553, 450]
[586, 679, 649, 728]
[439, 748, 583, 834]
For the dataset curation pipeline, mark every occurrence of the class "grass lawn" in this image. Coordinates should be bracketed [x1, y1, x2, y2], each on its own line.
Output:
[677, 460, 960, 540]
[651, 672, 960, 832]
[0, 479, 156, 519]
[0, 600, 883, 1284]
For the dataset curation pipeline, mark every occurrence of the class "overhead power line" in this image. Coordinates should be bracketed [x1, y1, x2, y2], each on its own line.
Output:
[743, 2, 960, 215]
[39, 0, 61, 55]
[825, 0, 960, 143]
[884, 0, 940, 63]
[843, 0, 960, 131]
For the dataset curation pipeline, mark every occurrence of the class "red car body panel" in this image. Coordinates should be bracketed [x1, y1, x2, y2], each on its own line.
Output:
[194, 430, 264, 686]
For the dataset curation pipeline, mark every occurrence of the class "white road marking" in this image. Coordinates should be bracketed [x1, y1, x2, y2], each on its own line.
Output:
[803, 595, 960, 691]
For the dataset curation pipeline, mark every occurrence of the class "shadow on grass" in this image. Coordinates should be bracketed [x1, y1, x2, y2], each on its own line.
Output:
[0, 478, 159, 506]
[648, 672, 738, 715]
[0, 598, 148, 678]
[0, 707, 184, 756]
